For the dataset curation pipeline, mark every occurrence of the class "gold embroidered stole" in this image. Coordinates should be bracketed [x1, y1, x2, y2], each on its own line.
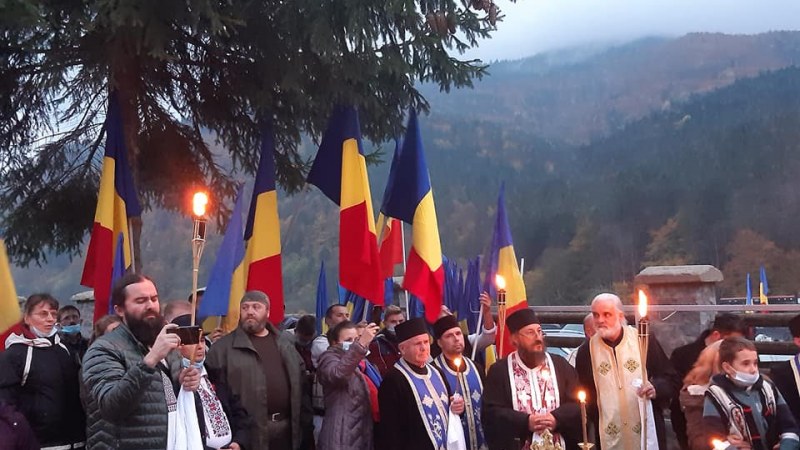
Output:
[589, 326, 651, 450]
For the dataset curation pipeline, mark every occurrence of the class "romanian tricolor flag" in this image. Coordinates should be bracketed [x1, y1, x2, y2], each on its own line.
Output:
[237, 120, 285, 327]
[308, 106, 384, 304]
[81, 93, 142, 322]
[0, 239, 21, 337]
[485, 184, 527, 358]
[382, 109, 443, 323]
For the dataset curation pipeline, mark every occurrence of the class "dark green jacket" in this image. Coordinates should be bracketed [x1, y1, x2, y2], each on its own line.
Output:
[206, 324, 312, 450]
[81, 324, 180, 450]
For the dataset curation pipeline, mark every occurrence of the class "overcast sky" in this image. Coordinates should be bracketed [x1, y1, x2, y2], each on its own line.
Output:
[466, 0, 800, 61]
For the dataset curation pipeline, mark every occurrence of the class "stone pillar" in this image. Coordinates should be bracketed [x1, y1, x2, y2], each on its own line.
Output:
[71, 290, 96, 338]
[633, 265, 723, 356]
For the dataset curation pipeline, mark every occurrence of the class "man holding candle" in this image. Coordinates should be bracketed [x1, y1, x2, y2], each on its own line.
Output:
[378, 317, 466, 450]
[575, 293, 679, 450]
[432, 314, 488, 450]
[482, 308, 582, 450]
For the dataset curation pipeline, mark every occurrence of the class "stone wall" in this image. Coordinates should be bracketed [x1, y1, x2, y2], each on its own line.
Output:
[634, 265, 723, 356]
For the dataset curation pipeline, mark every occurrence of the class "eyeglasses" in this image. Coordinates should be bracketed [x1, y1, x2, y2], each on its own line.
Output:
[32, 311, 58, 319]
[518, 329, 544, 339]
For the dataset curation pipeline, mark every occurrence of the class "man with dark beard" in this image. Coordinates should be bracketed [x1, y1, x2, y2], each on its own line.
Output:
[82, 273, 201, 450]
[482, 308, 582, 450]
[206, 291, 313, 450]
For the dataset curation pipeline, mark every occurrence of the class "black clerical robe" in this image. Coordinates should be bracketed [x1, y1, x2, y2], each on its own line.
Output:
[770, 358, 800, 423]
[575, 330, 679, 450]
[378, 361, 453, 450]
[481, 353, 582, 450]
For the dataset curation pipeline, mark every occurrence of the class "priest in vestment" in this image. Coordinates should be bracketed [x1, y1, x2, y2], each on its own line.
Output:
[575, 293, 679, 450]
[482, 308, 582, 450]
[432, 314, 488, 450]
[378, 317, 466, 450]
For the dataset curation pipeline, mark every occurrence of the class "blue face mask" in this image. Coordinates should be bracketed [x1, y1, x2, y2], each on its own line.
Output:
[341, 341, 353, 351]
[61, 324, 82, 334]
[181, 357, 205, 370]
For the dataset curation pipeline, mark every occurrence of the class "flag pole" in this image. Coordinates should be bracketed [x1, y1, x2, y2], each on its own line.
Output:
[128, 219, 136, 274]
[400, 221, 410, 316]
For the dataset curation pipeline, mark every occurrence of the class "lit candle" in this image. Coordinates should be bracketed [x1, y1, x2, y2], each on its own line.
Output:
[578, 390, 589, 448]
[637, 289, 650, 449]
[453, 357, 467, 397]
[495, 275, 507, 356]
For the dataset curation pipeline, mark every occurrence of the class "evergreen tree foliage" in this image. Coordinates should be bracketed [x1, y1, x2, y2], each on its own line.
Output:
[0, 0, 508, 265]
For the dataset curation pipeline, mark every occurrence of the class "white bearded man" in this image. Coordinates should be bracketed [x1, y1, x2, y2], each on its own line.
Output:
[432, 314, 488, 450]
[482, 308, 582, 450]
[378, 317, 466, 450]
[575, 293, 680, 450]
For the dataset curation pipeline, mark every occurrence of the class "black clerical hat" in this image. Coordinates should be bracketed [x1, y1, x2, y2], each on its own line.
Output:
[506, 308, 539, 333]
[433, 315, 460, 340]
[395, 317, 429, 343]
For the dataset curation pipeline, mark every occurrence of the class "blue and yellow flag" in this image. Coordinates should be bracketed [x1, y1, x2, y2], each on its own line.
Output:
[200, 185, 246, 323]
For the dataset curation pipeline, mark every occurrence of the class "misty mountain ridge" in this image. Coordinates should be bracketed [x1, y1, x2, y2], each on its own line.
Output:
[425, 31, 800, 145]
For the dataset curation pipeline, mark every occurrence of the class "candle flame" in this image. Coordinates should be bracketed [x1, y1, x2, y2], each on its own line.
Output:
[495, 274, 506, 290]
[638, 289, 648, 318]
[192, 192, 208, 217]
[453, 357, 462, 368]
[578, 390, 586, 403]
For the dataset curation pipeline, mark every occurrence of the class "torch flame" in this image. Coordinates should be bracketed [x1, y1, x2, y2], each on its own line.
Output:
[578, 390, 586, 403]
[192, 192, 208, 217]
[638, 289, 648, 319]
[453, 357, 462, 368]
[711, 439, 727, 450]
[495, 274, 506, 290]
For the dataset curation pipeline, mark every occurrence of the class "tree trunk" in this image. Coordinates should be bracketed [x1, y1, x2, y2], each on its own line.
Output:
[112, 40, 145, 272]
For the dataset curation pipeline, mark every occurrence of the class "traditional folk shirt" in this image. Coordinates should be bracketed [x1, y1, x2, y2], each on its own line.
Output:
[588, 326, 657, 450]
[198, 367, 233, 449]
[506, 351, 565, 449]
[396, 359, 452, 450]
[434, 354, 487, 450]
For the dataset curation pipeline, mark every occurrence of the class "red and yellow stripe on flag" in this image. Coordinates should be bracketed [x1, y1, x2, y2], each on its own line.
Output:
[0, 239, 21, 336]
[486, 184, 527, 358]
[377, 214, 403, 279]
[224, 120, 284, 329]
[81, 93, 141, 322]
[308, 106, 384, 304]
[381, 109, 444, 323]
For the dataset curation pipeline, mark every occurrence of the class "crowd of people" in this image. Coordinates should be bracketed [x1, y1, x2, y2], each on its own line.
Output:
[2, 274, 800, 450]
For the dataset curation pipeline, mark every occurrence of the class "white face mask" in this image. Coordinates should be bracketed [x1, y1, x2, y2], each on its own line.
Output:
[341, 341, 353, 351]
[731, 370, 760, 387]
[32, 326, 57, 338]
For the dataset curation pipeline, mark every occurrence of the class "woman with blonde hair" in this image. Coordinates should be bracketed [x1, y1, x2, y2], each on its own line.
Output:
[680, 339, 723, 450]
